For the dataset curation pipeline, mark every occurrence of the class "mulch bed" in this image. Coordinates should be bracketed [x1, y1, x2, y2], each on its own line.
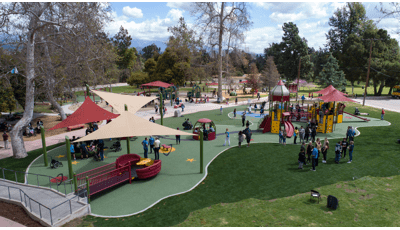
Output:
[0, 201, 44, 227]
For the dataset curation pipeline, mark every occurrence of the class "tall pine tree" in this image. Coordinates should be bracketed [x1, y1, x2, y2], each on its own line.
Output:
[317, 53, 346, 90]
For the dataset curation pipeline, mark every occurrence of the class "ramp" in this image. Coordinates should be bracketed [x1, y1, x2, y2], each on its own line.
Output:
[343, 111, 370, 122]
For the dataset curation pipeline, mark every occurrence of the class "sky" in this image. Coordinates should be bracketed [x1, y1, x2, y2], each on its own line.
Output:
[105, 2, 400, 55]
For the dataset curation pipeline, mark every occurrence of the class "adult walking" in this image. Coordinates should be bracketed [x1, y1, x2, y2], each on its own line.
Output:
[2, 131, 9, 149]
[154, 137, 160, 160]
[242, 111, 246, 127]
[347, 141, 354, 163]
[322, 137, 329, 163]
[176, 128, 181, 144]
[311, 144, 318, 171]
[149, 136, 155, 154]
[142, 137, 149, 158]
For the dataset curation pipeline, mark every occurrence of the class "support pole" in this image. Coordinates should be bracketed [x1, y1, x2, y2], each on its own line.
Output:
[40, 126, 48, 167]
[296, 57, 301, 101]
[65, 136, 74, 180]
[73, 173, 78, 193]
[85, 84, 90, 98]
[363, 39, 373, 106]
[86, 176, 90, 204]
[125, 104, 130, 154]
[200, 131, 203, 174]
[160, 91, 164, 125]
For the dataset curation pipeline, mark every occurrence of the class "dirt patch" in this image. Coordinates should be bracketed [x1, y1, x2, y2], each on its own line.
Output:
[269, 199, 277, 202]
[324, 211, 333, 215]
[0, 201, 43, 227]
[386, 188, 392, 191]
[357, 189, 367, 193]
[359, 194, 374, 200]
[345, 189, 356, 193]
[336, 184, 342, 188]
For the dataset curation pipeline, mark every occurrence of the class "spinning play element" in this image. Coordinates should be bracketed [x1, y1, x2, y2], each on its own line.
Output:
[193, 118, 216, 141]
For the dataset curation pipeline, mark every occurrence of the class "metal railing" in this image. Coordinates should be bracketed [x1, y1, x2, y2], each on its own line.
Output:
[0, 167, 74, 196]
[75, 162, 116, 187]
[0, 183, 88, 226]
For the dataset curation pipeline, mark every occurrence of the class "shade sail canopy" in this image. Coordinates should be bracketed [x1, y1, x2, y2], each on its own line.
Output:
[271, 80, 290, 102]
[91, 90, 156, 114]
[141, 81, 174, 88]
[197, 118, 212, 123]
[48, 97, 119, 130]
[317, 89, 356, 102]
[73, 111, 196, 143]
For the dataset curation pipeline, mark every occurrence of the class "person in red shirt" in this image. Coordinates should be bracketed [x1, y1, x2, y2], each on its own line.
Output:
[2, 131, 9, 149]
[381, 108, 385, 120]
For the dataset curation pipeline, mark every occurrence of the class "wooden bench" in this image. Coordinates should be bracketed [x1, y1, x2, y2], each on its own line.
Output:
[67, 124, 85, 131]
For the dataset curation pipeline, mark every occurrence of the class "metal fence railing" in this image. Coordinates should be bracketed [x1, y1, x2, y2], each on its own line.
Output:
[75, 162, 116, 187]
[0, 167, 74, 196]
[0, 183, 88, 226]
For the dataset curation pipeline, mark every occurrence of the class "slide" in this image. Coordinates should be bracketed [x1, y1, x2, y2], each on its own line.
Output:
[262, 116, 271, 133]
[284, 121, 294, 138]
[343, 111, 370, 122]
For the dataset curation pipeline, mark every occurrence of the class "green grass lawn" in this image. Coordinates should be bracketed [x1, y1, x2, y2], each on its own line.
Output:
[0, 142, 65, 183]
[75, 101, 399, 227]
[9, 104, 55, 114]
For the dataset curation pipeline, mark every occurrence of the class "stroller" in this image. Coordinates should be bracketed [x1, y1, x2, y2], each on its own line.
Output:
[110, 140, 122, 152]
[50, 157, 63, 169]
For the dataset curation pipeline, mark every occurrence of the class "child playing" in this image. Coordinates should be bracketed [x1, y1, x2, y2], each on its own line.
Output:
[238, 131, 244, 147]
[279, 128, 283, 144]
[294, 127, 299, 144]
[298, 148, 306, 169]
[233, 108, 237, 118]
[348, 141, 354, 163]
[220, 106, 223, 115]
[223, 128, 230, 146]
[282, 130, 287, 146]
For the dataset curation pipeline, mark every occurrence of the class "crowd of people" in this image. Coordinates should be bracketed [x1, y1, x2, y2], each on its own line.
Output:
[297, 125, 356, 171]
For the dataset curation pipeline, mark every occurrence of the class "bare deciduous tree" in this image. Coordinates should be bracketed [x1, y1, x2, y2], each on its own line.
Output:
[190, 2, 252, 99]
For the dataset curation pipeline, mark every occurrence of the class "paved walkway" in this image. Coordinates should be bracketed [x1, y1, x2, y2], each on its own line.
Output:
[352, 97, 400, 113]
[0, 216, 26, 227]
[0, 179, 88, 226]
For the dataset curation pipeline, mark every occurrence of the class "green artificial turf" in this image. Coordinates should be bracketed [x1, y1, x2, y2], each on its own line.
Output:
[0, 142, 65, 183]
[76, 101, 399, 227]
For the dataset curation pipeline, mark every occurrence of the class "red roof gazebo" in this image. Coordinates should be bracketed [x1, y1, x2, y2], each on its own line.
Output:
[317, 89, 355, 103]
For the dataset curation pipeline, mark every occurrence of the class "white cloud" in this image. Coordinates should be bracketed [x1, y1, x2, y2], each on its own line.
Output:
[244, 26, 284, 54]
[270, 12, 306, 23]
[254, 2, 305, 14]
[122, 6, 143, 18]
[166, 2, 193, 10]
[167, 9, 184, 21]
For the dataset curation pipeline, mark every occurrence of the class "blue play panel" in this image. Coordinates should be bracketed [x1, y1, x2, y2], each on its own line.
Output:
[234, 111, 269, 118]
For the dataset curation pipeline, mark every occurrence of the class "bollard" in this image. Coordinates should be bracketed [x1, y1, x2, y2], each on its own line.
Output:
[65, 136, 74, 180]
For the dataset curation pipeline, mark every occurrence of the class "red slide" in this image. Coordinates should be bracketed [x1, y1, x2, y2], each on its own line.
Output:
[284, 121, 294, 138]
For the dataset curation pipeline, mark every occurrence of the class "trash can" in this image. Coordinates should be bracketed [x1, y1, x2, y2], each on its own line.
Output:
[174, 110, 181, 117]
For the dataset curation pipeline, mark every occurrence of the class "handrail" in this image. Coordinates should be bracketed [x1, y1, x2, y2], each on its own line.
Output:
[0, 167, 74, 195]
[0, 182, 88, 226]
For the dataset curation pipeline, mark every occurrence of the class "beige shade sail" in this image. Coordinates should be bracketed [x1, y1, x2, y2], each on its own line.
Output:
[91, 90, 157, 114]
[73, 111, 196, 143]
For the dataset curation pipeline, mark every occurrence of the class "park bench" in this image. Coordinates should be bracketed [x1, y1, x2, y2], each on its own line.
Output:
[67, 124, 85, 131]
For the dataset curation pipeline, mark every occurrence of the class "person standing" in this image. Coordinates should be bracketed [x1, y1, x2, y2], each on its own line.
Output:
[282, 130, 287, 146]
[335, 141, 342, 164]
[305, 125, 310, 142]
[298, 148, 306, 169]
[311, 145, 318, 171]
[154, 137, 160, 160]
[97, 139, 104, 161]
[223, 128, 230, 146]
[155, 103, 158, 114]
[294, 127, 299, 144]
[235, 97, 238, 105]
[248, 105, 252, 114]
[176, 128, 181, 144]
[301, 94, 305, 105]
[306, 141, 313, 164]
[233, 108, 237, 118]
[279, 128, 283, 144]
[242, 111, 246, 127]
[220, 106, 223, 115]
[381, 108, 385, 120]
[315, 138, 321, 166]
[70, 143, 76, 160]
[341, 138, 348, 159]
[244, 125, 252, 147]
[322, 137, 329, 163]
[311, 126, 317, 142]
[347, 141, 354, 163]
[142, 137, 149, 158]
[181, 104, 185, 112]
[149, 136, 155, 153]
[2, 131, 9, 149]
[254, 104, 257, 113]
[246, 120, 250, 127]
[238, 131, 245, 148]
[299, 126, 305, 143]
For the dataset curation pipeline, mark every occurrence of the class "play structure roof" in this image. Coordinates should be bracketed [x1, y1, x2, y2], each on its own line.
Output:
[73, 111, 196, 143]
[197, 118, 212, 123]
[313, 85, 340, 95]
[91, 90, 156, 114]
[271, 80, 290, 101]
[317, 89, 356, 102]
[141, 81, 174, 88]
[48, 97, 119, 130]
